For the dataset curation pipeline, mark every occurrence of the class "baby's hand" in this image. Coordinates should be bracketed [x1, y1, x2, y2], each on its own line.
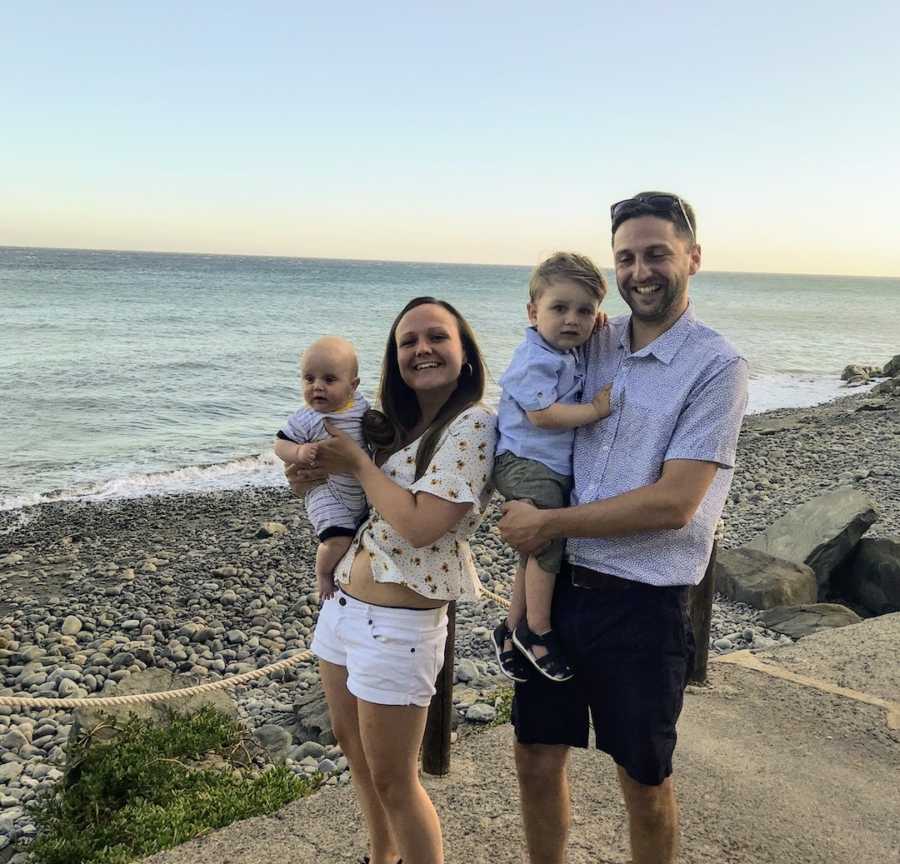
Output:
[591, 384, 612, 419]
[294, 443, 319, 467]
[317, 572, 337, 602]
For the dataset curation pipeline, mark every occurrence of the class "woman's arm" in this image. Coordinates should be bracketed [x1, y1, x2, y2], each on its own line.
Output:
[314, 423, 472, 548]
[355, 459, 472, 548]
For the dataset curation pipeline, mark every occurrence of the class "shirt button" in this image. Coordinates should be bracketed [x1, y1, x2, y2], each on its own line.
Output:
[339, 597, 347, 606]
[602, 445, 610, 451]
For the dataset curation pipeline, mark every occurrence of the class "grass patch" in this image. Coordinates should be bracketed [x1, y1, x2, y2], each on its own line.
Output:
[491, 686, 514, 726]
[25, 706, 316, 864]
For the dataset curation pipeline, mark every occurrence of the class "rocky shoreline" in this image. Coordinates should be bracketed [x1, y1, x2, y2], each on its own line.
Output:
[1, 384, 899, 860]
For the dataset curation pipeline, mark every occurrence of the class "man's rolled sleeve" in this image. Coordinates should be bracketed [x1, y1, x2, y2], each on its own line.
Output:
[500, 348, 565, 412]
[664, 357, 749, 468]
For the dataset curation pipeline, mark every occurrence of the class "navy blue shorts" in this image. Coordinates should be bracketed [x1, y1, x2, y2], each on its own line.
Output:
[511, 564, 695, 786]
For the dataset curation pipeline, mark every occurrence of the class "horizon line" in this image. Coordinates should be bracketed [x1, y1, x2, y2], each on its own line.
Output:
[2, 242, 898, 282]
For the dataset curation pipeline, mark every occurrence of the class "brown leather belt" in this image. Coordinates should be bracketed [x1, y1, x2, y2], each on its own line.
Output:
[569, 564, 636, 591]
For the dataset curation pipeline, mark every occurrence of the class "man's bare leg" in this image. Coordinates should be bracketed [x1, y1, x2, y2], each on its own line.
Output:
[616, 765, 679, 864]
[515, 741, 570, 864]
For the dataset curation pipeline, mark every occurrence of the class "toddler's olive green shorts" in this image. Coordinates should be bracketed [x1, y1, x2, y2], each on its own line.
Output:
[492, 450, 572, 574]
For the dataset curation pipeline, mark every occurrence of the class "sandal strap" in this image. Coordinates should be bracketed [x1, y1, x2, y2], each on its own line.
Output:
[515, 623, 572, 677]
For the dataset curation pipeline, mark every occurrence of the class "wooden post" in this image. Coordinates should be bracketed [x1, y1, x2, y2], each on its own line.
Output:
[688, 540, 718, 684]
[422, 601, 455, 775]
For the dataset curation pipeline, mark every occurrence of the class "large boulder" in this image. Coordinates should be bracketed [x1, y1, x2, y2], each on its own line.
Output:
[882, 353, 900, 377]
[835, 537, 900, 615]
[290, 688, 335, 745]
[746, 487, 878, 597]
[252, 724, 293, 763]
[70, 668, 240, 747]
[840, 364, 879, 383]
[759, 603, 862, 639]
[714, 548, 817, 609]
[871, 374, 900, 397]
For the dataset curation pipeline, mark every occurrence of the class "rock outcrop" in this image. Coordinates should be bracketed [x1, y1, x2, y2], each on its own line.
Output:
[70, 668, 240, 747]
[758, 603, 862, 639]
[714, 548, 817, 609]
[746, 487, 878, 597]
[834, 537, 900, 615]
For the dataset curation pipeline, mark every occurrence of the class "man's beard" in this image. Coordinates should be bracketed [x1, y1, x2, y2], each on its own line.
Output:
[619, 276, 686, 324]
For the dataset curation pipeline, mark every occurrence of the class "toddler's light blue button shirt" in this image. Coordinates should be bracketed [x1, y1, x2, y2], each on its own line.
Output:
[496, 327, 584, 477]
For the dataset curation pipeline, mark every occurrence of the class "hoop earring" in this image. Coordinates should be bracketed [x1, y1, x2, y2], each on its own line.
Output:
[463, 362, 474, 376]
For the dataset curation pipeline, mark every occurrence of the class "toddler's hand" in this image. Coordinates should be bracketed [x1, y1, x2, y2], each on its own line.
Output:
[317, 572, 337, 602]
[593, 310, 609, 332]
[591, 384, 612, 419]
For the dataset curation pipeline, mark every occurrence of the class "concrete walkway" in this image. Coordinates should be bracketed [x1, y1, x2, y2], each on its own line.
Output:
[144, 615, 900, 864]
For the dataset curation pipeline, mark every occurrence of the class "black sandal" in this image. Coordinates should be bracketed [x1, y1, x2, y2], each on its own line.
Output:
[359, 857, 402, 863]
[491, 621, 528, 682]
[512, 621, 574, 682]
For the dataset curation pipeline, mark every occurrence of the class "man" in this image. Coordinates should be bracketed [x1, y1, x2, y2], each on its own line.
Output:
[498, 192, 748, 864]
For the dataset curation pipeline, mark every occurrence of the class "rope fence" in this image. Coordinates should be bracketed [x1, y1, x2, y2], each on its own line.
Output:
[0, 591, 514, 712]
[0, 520, 723, 714]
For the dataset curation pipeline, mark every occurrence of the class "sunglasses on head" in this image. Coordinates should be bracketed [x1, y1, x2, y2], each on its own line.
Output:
[610, 194, 695, 242]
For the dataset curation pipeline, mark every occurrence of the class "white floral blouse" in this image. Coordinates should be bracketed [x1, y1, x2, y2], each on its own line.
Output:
[333, 405, 497, 601]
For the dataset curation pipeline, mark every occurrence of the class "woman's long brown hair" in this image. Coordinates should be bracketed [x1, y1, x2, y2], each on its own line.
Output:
[362, 297, 486, 480]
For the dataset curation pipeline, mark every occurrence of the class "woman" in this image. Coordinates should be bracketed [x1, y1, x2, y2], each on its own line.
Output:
[288, 297, 496, 864]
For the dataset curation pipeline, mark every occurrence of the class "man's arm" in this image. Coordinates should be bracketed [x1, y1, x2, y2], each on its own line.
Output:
[498, 459, 719, 554]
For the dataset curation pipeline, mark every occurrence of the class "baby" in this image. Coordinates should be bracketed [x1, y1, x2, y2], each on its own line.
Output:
[492, 252, 610, 682]
[274, 336, 369, 600]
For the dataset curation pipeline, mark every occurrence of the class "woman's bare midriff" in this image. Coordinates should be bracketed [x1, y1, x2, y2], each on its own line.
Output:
[341, 547, 447, 610]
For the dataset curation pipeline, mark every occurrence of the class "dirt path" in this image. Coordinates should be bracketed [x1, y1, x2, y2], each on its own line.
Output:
[144, 618, 900, 864]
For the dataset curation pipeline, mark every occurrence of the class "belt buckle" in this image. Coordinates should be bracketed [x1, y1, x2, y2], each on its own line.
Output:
[570, 565, 597, 590]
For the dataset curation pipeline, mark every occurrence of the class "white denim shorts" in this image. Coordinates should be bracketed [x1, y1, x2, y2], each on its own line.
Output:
[311, 588, 448, 707]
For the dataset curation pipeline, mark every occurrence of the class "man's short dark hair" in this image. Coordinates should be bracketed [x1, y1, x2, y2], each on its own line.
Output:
[611, 191, 697, 246]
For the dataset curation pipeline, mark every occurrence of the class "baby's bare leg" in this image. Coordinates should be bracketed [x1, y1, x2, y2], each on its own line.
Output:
[524, 556, 556, 659]
[316, 535, 353, 600]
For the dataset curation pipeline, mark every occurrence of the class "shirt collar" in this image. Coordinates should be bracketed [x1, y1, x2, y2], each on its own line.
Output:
[619, 300, 696, 364]
[525, 325, 569, 354]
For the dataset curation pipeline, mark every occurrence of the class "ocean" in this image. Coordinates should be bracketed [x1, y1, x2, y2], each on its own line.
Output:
[2, 246, 897, 511]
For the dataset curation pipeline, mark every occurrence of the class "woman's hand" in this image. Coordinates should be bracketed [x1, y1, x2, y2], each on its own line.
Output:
[285, 461, 327, 496]
[593, 309, 609, 333]
[315, 421, 369, 475]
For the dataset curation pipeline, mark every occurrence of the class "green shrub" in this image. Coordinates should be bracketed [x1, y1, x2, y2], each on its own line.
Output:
[492, 686, 514, 726]
[25, 706, 316, 864]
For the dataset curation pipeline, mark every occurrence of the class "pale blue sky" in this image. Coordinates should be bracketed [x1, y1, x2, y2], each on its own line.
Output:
[3, 1, 898, 274]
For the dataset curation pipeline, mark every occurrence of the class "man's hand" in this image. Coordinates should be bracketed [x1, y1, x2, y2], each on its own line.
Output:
[284, 460, 327, 497]
[499, 500, 554, 555]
